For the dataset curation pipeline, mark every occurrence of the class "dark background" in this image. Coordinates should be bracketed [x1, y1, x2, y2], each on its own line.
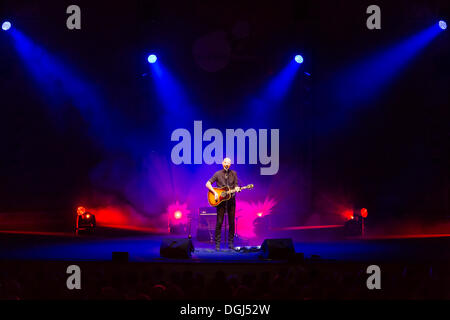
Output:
[0, 0, 448, 229]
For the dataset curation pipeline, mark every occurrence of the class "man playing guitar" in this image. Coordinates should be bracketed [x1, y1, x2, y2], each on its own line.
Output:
[206, 157, 241, 251]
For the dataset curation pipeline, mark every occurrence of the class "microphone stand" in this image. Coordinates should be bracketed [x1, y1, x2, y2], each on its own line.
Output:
[187, 212, 194, 253]
[224, 169, 229, 244]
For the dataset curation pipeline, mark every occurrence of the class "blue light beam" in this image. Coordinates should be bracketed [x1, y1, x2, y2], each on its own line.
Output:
[7, 28, 123, 150]
[265, 59, 302, 103]
[245, 58, 302, 125]
[334, 22, 444, 108]
[10, 29, 101, 110]
[149, 60, 197, 125]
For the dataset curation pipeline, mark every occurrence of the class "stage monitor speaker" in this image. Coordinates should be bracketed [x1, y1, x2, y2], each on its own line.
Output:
[261, 238, 295, 259]
[112, 251, 129, 262]
[160, 238, 194, 259]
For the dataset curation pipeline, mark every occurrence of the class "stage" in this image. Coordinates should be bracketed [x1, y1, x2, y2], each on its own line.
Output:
[1, 226, 449, 300]
[0, 0, 449, 302]
[1, 227, 449, 263]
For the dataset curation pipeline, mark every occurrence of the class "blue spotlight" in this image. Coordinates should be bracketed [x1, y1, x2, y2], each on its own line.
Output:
[334, 22, 442, 109]
[147, 54, 157, 64]
[294, 54, 303, 64]
[438, 20, 447, 30]
[2, 21, 11, 31]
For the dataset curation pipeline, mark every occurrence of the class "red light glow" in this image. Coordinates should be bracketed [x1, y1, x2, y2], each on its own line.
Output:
[342, 209, 354, 220]
[77, 206, 86, 215]
[77, 205, 166, 233]
[361, 208, 368, 218]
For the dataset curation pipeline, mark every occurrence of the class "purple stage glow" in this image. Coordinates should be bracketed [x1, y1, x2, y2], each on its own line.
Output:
[88, 151, 314, 238]
[236, 197, 277, 238]
[166, 201, 190, 227]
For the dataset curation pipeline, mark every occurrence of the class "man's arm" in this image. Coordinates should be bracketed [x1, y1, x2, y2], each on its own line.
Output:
[205, 181, 216, 193]
[206, 174, 219, 200]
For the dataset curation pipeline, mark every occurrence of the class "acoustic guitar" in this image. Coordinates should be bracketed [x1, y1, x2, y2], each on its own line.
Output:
[207, 184, 254, 207]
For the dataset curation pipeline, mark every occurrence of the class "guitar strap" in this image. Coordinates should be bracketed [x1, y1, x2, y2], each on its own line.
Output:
[225, 171, 233, 198]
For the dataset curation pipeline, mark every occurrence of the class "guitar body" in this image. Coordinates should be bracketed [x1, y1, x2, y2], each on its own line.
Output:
[207, 186, 232, 207]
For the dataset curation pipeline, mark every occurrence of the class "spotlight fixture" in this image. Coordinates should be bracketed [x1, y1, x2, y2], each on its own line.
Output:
[76, 206, 96, 234]
[253, 214, 272, 237]
[294, 54, 303, 64]
[438, 20, 447, 30]
[77, 206, 86, 215]
[147, 54, 157, 64]
[344, 216, 362, 237]
[1, 21, 11, 31]
[344, 207, 368, 237]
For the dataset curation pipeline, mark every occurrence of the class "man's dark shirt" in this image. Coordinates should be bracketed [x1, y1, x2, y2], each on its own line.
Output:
[208, 169, 238, 189]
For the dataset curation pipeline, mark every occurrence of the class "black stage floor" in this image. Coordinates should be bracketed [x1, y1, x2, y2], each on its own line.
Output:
[0, 228, 449, 263]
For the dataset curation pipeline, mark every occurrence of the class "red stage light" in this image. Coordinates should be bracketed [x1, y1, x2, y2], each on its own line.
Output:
[174, 210, 182, 219]
[86, 214, 90, 219]
[342, 209, 354, 220]
[361, 208, 368, 218]
[77, 206, 86, 215]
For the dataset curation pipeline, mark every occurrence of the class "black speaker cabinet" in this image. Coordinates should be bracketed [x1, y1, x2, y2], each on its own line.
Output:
[112, 251, 129, 262]
[160, 238, 194, 259]
[261, 238, 295, 259]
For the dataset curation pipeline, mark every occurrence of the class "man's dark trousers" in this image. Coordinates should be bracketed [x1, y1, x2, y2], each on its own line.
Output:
[215, 197, 235, 245]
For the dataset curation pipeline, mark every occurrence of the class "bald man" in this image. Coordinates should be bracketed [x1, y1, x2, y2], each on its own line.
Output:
[206, 158, 241, 251]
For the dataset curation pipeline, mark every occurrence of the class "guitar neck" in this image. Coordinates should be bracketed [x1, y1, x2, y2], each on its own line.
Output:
[227, 186, 249, 194]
